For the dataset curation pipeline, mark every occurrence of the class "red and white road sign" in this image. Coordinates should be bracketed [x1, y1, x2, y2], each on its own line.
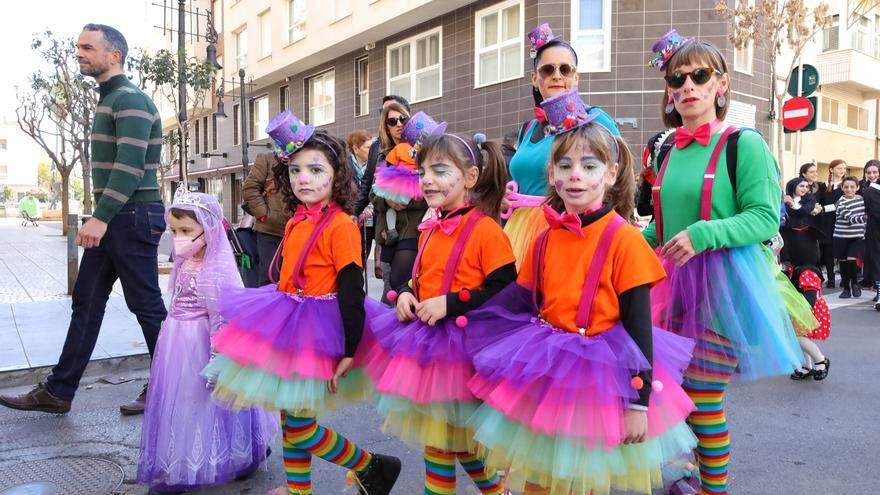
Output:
[782, 97, 815, 131]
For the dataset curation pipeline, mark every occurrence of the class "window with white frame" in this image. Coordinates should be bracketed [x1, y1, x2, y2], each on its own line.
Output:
[235, 27, 248, 70]
[874, 14, 880, 58]
[853, 15, 871, 53]
[233, 104, 240, 145]
[387, 28, 441, 103]
[475, 0, 523, 87]
[333, 0, 352, 21]
[733, 0, 754, 74]
[847, 103, 869, 131]
[306, 70, 335, 126]
[211, 115, 218, 150]
[823, 14, 839, 52]
[355, 56, 369, 117]
[260, 11, 272, 58]
[821, 96, 839, 125]
[571, 0, 611, 72]
[280, 85, 289, 111]
[288, 0, 306, 44]
[250, 95, 269, 140]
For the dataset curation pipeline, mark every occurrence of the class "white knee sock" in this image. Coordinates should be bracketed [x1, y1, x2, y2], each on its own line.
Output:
[798, 337, 825, 370]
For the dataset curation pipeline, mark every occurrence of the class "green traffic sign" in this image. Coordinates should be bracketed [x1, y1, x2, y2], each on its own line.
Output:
[784, 96, 818, 133]
[787, 64, 819, 97]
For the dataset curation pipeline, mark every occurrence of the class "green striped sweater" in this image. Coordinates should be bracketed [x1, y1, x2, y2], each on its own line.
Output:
[91, 74, 163, 222]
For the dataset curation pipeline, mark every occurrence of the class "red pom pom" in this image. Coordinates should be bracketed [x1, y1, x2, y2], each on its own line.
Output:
[564, 116, 577, 128]
[630, 376, 644, 390]
[458, 289, 471, 302]
[651, 380, 664, 393]
[455, 316, 468, 328]
[386, 290, 398, 302]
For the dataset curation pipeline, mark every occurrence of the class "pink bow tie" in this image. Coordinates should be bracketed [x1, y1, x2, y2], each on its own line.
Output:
[675, 120, 717, 149]
[542, 204, 584, 238]
[292, 203, 324, 224]
[418, 209, 465, 235]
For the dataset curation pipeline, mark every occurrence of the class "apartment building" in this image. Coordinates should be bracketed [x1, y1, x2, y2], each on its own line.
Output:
[170, 0, 772, 219]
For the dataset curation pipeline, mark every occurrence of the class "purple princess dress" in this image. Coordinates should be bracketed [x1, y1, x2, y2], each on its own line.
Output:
[137, 191, 278, 492]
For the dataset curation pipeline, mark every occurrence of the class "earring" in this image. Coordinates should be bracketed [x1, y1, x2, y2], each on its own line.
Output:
[716, 89, 726, 107]
[664, 95, 675, 115]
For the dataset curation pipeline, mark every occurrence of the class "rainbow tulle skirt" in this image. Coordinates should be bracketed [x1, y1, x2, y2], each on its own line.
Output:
[359, 298, 481, 452]
[651, 244, 803, 380]
[204, 284, 371, 414]
[463, 284, 698, 495]
[372, 163, 421, 204]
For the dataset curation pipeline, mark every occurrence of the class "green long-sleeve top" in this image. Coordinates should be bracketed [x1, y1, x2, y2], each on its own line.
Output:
[642, 129, 781, 252]
[91, 74, 163, 222]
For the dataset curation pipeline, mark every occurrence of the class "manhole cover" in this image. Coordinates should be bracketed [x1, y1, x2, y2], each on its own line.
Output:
[0, 458, 123, 494]
[1, 482, 60, 495]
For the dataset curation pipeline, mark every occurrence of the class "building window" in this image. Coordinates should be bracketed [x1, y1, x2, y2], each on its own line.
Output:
[202, 116, 209, 152]
[0, 165, 7, 180]
[306, 70, 335, 126]
[733, 0, 754, 75]
[474, 0, 523, 88]
[280, 85, 289, 111]
[847, 103, 869, 131]
[571, 0, 611, 72]
[233, 104, 240, 145]
[211, 115, 218, 150]
[250, 95, 269, 140]
[355, 56, 369, 117]
[194, 119, 201, 154]
[260, 11, 272, 58]
[823, 14, 839, 52]
[0, 139, 6, 151]
[235, 27, 248, 70]
[821, 97, 839, 125]
[332, 0, 352, 21]
[387, 27, 442, 103]
[853, 15, 871, 54]
[288, 0, 306, 44]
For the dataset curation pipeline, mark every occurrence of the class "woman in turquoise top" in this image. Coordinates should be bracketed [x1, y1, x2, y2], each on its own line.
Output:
[645, 31, 801, 495]
[504, 23, 620, 265]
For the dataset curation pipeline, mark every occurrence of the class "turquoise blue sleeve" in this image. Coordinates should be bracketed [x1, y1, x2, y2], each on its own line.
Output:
[588, 107, 620, 136]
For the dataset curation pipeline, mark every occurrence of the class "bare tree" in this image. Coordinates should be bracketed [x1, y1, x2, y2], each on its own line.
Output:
[16, 31, 98, 234]
[716, 0, 831, 167]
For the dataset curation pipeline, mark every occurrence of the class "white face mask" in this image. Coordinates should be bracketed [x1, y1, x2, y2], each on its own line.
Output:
[173, 233, 206, 259]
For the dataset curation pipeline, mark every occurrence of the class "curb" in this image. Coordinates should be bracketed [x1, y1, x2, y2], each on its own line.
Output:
[0, 354, 151, 389]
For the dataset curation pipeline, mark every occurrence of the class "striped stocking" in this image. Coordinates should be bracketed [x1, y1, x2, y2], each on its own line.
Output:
[456, 450, 503, 494]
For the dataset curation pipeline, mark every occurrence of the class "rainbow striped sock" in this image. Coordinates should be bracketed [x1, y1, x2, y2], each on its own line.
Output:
[424, 448, 456, 495]
[284, 414, 373, 473]
[683, 332, 738, 495]
[281, 412, 313, 495]
[456, 450, 503, 494]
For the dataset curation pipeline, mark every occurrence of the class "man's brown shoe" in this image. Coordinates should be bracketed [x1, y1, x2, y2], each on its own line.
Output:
[120, 384, 148, 415]
[0, 382, 71, 414]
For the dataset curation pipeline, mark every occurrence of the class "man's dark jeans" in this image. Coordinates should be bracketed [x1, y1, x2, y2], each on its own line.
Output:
[46, 202, 167, 400]
[256, 231, 282, 286]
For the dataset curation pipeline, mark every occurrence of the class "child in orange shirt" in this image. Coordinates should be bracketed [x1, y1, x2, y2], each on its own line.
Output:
[465, 89, 697, 495]
[204, 111, 401, 495]
[360, 114, 515, 495]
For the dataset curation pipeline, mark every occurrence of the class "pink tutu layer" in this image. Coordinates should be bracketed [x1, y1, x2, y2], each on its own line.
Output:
[373, 163, 422, 201]
[213, 323, 336, 380]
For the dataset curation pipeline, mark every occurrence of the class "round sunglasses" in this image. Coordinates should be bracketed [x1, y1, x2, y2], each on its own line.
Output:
[536, 63, 577, 78]
[385, 116, 408, 127]
[664, 67, 721, 89]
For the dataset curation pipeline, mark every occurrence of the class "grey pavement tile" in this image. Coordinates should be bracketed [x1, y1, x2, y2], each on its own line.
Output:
[0, 342, 29, 372]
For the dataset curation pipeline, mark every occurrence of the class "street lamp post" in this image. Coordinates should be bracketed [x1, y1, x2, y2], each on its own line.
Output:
[239, 69, 249, 177]
[177, 0, 187, 183]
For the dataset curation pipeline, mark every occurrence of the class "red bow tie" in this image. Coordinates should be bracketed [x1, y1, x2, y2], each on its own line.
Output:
[292, 203, 325, 224]
[418, 208, 466, 235]
[542, 204, 584, 238]
[674, 121, 716, 149]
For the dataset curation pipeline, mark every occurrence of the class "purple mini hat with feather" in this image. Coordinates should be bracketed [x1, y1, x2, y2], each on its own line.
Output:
[539, 88, 597, 136]
[401, 111, 448, 157]
[648, 29, 693, 71]
[266, 110, 314, 160]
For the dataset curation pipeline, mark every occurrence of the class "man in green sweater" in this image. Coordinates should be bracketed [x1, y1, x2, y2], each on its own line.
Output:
[0, 24, 167, 415]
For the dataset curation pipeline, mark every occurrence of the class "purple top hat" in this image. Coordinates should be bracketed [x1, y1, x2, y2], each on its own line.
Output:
[540, 88, 597, 136]
[648, 29, 693, 71]
[528, 23, 561, 59]
[401, 111, 448, 156]
[266, 110, 315, 160]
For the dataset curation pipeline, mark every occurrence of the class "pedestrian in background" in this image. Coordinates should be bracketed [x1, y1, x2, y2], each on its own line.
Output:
[817, 159, 848, 287]
[833, 176, 868, 298]
[859, 160, 879, 290]
[243, 151, 290, 287]
[347, 129, 376, 272]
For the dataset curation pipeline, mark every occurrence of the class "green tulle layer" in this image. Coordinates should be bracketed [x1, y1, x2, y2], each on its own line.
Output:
[374, 393, 482, 452]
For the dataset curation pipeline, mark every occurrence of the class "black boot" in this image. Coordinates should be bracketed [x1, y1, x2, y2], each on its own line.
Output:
[873, 282, 880, 303]
[355, 453, 401, 495]
[825, 260, 836, 288]
[839, 261, 852, 299]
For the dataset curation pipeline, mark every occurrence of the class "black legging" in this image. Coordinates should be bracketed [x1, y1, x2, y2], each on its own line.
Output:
[389, 248, 418, 294]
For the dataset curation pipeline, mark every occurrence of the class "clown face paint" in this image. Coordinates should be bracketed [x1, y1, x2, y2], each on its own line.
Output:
[668, 61, 727, 129]
[419, 155, 475, 211]
[550, 141, 618, 214]
[288, 149, 335, 207]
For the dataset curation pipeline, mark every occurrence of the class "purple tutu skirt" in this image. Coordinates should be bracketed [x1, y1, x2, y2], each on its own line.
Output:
[651, 244, 802, 380]
[372, 162, 421, 204]
[138, 316, 277, 491]
[463, 283, 697, 495]
[358, 298, 482, 452]
[204, 285, 371, 414]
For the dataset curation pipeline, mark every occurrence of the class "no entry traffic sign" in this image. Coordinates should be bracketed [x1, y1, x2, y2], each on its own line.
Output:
[782, 97, 815, 132]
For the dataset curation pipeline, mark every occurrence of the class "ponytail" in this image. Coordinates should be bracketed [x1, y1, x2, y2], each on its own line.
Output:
[472, 137, 510, 220]
[606, 136, 635, 222]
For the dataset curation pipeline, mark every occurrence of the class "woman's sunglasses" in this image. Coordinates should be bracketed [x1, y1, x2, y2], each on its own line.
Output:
[665, 67, 721, 89]
[385, 116, 408, 127]
[536, 63, 577, 78]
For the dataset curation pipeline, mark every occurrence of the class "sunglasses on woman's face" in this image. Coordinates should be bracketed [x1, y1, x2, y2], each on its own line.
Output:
[537, 63, 577, 78]
[664, 67, 721, 89]
[385, 116, 408, 127]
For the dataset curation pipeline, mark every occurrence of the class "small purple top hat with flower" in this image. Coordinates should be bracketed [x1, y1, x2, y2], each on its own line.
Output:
[528, 23, 561, 59]
[402, 111, 448, 157]
[648, 29, 693, 71]
[266, 110, 315, 160]
[540, 88, 597, 136]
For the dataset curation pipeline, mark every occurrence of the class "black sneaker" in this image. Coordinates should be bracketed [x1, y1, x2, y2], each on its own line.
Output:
[839, 289, 851, 299]
[356, 453, 401, 495]
[852, 284, 862, 298]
